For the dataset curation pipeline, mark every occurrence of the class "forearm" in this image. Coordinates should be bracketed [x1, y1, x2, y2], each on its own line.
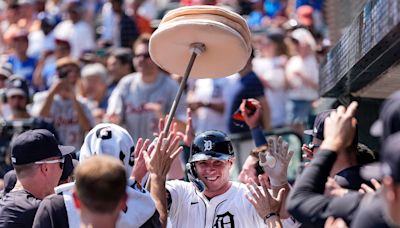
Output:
[251, 126, 267, 147]
[205, 102, 224, 114]
[33, 60, 45, 89]
[72, 98, 92, 132]
[38, 92, 55, 118]
[149, 174, 168, 228]
[287, 150, 337, 225]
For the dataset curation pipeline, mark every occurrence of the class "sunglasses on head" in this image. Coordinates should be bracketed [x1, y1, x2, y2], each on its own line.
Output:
[34, 157, 65, 169]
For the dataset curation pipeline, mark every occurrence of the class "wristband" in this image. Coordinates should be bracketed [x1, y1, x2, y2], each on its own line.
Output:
[251, 126, 267, 147]
[264, 212, 279, 224]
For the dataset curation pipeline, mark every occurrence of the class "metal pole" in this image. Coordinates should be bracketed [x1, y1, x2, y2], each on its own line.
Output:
[163, 43, 205, 133]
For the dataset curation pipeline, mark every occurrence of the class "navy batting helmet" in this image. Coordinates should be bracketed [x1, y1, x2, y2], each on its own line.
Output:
[189, 130, 234, 163]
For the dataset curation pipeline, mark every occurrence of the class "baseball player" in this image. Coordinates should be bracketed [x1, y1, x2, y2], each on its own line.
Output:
[33, 123, 160, 228]
[143, 129, 288, 228]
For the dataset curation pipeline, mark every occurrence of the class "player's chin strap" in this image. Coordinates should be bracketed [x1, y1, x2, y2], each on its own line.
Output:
[186, 163, 206, 193]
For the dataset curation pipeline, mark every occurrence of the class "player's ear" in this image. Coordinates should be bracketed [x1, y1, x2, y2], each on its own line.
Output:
[72, 191, 81, 209]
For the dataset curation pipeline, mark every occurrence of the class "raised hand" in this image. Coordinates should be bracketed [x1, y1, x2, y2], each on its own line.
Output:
[359, 179, 381, 194]
[259, 136, 293, 187]
[143, 131, 183, 178]
[131, 138, 151, 183]
[246, 175, 285, 220]
[322, 102, 358, 152]
[241, 98, 262, 129]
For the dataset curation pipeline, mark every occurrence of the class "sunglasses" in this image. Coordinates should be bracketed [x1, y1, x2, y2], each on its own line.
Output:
[134, 53, 151, 59]
[35, 157, 65, 169]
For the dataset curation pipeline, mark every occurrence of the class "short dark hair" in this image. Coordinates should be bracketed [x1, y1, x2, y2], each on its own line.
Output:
[75, 155, 127, 213]
[133, 33, 151, 51]
[110, 48, 133, 66]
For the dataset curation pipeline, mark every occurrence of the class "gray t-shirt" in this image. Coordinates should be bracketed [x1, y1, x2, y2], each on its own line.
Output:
[31, 92, 94, 148]
[107, 72, 186, 142]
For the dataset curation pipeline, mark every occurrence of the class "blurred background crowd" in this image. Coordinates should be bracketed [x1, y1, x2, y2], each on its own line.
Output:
[0, 0, 333, 180]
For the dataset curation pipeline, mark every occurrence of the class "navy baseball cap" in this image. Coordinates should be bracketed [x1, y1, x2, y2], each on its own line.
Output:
[361, 132, 400, 183]
[6, 76, 30, 98]
[304, 110, 332, 140]
[370, 91, 400, 140]
[11, 129, 75, 165]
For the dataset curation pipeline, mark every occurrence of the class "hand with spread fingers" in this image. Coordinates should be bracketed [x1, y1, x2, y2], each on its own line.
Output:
[131, 138, 151, 184]
[259, 136, 293, 187]
[246, 175, 285, 224]
[322, 102, 358, 152]
[143, 131, 183, 178]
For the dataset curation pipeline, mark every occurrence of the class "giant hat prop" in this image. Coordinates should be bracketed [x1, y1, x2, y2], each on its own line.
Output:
[149, 5, 251, 131]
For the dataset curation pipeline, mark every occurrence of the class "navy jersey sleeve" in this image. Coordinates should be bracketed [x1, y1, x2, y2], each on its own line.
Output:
[241, 72, 265, 99]
[287, 150, 364, 227]
[32, 194, 69, 228]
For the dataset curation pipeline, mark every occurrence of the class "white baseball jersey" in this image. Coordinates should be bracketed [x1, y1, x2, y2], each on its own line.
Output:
[107, 72, 187, 142]
[166, 180, 265, 228]
[31, 92, 94, 149]
[54, 181, 156, 228]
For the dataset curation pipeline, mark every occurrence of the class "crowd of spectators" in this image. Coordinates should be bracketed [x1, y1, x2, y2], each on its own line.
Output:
[0, 1, 395, 228]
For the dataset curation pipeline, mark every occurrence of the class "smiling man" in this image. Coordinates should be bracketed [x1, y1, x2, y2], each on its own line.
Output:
[146, 130, 279, 228]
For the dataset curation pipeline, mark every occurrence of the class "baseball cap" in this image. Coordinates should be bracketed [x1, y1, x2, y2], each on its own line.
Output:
[6, 76, 29, 98]
[290, 28, 316, 51]
[0, 63, 13, 78]
[370, 91, 400, 140]
[79, 123, 135, 179]
[361, 132, 400, 183]
[304, 110, 332, 140]
[11, 129, 75, 165]
[60, 154, 78, 181]
[297, 5, 313, 27]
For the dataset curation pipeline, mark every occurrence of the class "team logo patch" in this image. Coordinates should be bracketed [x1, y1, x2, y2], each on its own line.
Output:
[213, 211, 235, 228]
[204, 140, 213, 151]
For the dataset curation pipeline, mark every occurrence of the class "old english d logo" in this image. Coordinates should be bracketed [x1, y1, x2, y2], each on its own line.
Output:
[204, 140, 213, 151]
[213, 212, 234, 228]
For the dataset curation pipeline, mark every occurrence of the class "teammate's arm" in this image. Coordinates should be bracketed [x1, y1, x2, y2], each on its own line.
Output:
[143, 131, 183, 228]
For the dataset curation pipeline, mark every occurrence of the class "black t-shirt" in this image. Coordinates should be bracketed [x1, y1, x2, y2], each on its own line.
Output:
[0, 190, 42, 227]
[33, 192, 161, 228]
[335, 165, 371, 190]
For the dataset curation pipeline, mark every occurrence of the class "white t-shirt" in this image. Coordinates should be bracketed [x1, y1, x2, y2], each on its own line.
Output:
[107, 72, 187, 142]
[31, 92, 94, 148]
[286, 55, 319, 101]
[253, 57, 288, 128]
[189, 78, 227, 133]
[53, 20, 95, 58]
